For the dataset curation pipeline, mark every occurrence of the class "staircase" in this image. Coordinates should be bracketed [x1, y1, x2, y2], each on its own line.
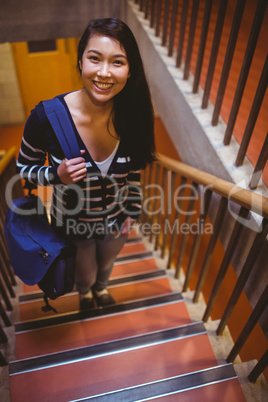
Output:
[8, 230, 247, 401]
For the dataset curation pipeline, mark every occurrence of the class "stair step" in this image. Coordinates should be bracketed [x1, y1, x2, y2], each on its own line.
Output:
[15, 299, 191, 360]
[19, 269, 166, 302]
[70, 364, 246, 402]
[124, 229, 139, 240]
[9, 329, 218, 402]
[10, 321, 206, 375]
[118, 240, 147, 256]
[122, 235, 142, 244]
[18, 275, 172, 322]
[147, 378, 246, 402]
[15, 292, 183, 332]
[115, 249, 153, 263]
[112, 256, 158, 277]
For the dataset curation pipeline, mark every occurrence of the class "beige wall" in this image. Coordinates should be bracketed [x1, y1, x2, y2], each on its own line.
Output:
[0, 43, 24, 126]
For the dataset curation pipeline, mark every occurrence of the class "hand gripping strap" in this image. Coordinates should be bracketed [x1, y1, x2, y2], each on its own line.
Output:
[42, 98, 81, 159]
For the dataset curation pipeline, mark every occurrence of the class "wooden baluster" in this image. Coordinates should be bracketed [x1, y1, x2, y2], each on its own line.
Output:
[0, 177, 8, 215]
[144, 0, 150, 19]
[193, 196, 228, 303]
[235, 56, 268, 167]
[166, 176, 187, 269]
[0, 324, 8, 343]
[201, 0, 229, 109]
[183, 0, 200, 80]
[149, 163, 161, 243]
[141, 164, 152, 225]
[0, 350, 8, 365]
[140, 169, 147, 224]
[249, 133, 268, 190]
[154, 167, 168, 251]
[183, 188, 212, 291]
[209, 0, 246, 118]
[161, 170, 177, 258]
[146, 163, 154, 226]
[0, 272, 13, 311]
[248, 350, 268, 383]
[176, 0, 189, 68]
[162, 0, 171, 46]
[227, 283, 268, 363]
[0, 201, 16, 286]
[175, 182, 198, 277]
[0, 299, 12, 327]
[168, 0, 180, 57]
[193, 0, 213, 93]
[0, 241, 16, 287]
[0, 255, 15, 298]
[223, 0, 267, 144]
[217, 218, 268, 335]
[150, 0, 156, 28]
[155, 0, 162, 37]
[203, 206, 250, 322]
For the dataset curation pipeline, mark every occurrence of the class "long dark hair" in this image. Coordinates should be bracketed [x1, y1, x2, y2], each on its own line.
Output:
[77, 18, 155, 169]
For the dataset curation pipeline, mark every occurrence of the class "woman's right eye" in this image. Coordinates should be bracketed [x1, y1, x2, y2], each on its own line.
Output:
[89, 56, 99, 62]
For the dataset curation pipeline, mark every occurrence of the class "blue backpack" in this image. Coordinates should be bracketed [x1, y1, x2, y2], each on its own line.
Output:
[4, 97, 81, 312]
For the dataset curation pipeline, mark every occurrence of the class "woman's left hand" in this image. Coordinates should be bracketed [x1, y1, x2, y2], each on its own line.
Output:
[121, 217, 135, 234]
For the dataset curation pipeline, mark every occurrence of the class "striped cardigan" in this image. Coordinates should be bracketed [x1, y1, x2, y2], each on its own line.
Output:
[16, 95, 141, 239]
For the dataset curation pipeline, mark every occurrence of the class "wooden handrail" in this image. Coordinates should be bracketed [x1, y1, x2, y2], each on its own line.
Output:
[156, 153, 268, 218]
[1, 148, 266, 219]
[0, 147, 17, 176]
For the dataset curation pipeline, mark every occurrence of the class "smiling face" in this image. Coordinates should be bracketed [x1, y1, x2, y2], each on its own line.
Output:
[79, 34, 130, 106]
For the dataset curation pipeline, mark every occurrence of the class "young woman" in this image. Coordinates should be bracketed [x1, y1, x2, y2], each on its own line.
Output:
[17, 18, 155, 310]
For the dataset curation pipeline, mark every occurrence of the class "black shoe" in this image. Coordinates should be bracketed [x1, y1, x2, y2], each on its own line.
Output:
[80, 297, 95, 311]
[92, 288, 116, 307]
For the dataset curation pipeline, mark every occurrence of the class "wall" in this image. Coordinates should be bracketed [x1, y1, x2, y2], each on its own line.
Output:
[0, 43, 24, 126]
[0, 0, 122, 43]
[0, 0, 121, 125]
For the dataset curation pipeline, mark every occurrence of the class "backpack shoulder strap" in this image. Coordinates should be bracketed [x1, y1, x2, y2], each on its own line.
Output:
[42, 97, 81, 159]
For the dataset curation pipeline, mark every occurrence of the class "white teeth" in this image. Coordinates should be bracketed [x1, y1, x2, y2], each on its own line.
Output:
[94, 82, 113, 90]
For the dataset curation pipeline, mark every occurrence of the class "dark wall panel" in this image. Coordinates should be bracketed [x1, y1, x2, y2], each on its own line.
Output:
[0, 0, 121, 43]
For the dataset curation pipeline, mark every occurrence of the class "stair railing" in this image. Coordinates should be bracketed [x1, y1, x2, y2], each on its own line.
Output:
[0, 147, 267, 381]
[131, 0, 268, 188]
[140, 152, 268, 381]
[0, 147, 23, 364]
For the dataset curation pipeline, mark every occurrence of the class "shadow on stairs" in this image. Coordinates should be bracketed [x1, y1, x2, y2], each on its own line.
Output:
[8, 231, 246, 401]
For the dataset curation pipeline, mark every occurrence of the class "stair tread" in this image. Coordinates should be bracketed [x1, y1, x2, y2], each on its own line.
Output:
[18, 276, 172, 321]
[112, 256, 158, 276]
[117, 240, 147, 256]
[146, 377, 246, 402]
[19, 269, 165, 302]
[11, 322, 207, 374]
[10, 333, 218, 402]
[69, 364, 246, 402]
[15, 293, 183, 333]
[15, 300, 191, 360]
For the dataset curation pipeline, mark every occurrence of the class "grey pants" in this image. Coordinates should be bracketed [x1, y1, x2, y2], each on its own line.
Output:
[73, 233, 128, 294]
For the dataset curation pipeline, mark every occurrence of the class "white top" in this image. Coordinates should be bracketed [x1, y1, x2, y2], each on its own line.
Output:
[94, 141, 120, 176]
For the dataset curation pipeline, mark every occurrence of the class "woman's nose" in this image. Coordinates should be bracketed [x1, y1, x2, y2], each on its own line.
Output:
[97, 63, 111, 77]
